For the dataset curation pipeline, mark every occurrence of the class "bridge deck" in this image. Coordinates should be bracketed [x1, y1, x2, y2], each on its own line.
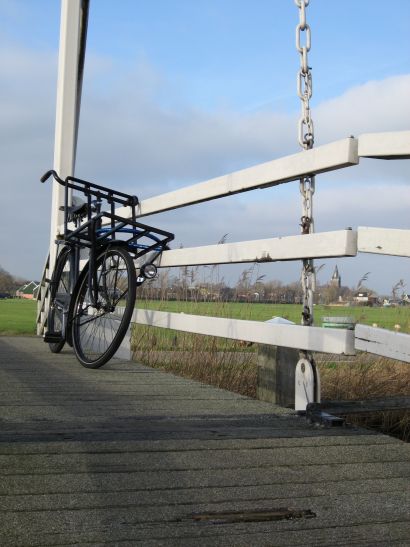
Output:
[1, 336, 410, 546]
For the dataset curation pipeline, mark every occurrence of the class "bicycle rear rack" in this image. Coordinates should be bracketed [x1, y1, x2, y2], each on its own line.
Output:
[65, 211, 173, 261]
[55, 173, 174, 259]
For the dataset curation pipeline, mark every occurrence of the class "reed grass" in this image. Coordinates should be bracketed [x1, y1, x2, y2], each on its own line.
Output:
[319, 356, 410, 441]
[319, 355, 410, 400]
[132, 325, 257, 397]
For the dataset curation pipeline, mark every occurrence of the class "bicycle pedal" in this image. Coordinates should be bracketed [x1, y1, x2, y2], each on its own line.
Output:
[44, 331, 64, 344]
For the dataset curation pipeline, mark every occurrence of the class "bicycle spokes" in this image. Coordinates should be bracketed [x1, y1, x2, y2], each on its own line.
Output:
[71, 246, 136, 367]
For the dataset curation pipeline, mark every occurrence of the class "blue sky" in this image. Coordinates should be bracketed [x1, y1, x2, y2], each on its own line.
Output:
[0, 0, 409, 294]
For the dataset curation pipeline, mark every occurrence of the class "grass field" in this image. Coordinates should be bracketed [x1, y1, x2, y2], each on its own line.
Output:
[1, 298, 409, 336]
[136, 298, 410, 332]
[0, 299, 37, 335]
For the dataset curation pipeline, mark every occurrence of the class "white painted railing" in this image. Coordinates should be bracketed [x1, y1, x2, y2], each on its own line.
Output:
[355, 324, 410, 363]
[117, 129, 410, 361]
[131, 309, 355, 355]
[157, 230, 357, 268]
[49, 129, 410, 361]
[114, 136, 359, 219]
[357, 227, 410, 258]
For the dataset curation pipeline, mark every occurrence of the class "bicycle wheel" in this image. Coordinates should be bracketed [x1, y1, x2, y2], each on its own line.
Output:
[47, 246, 72, 353]
[71, 245, 136, 368]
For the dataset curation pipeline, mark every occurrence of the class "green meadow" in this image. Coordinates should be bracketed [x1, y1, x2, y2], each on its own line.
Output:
[0, 299, 37, 335]
[0, 298, 409, 336]
[136, 299, 410, 332]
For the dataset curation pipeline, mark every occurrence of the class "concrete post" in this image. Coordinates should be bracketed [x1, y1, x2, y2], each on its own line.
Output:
[256, 317, 298, 408]
[257, 344, 299, 408]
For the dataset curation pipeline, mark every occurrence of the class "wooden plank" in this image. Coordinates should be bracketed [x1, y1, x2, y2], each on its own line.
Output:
[358, 226, 410, 257]
[157, 229, 357, 267]
[112, 137, 358, 219]
[131, 309, 355, 355]
[2, 336, 410, 546]
[355, 324, 410, 363]
[358, 130, 410, 159]
[0, 337, 410, 547]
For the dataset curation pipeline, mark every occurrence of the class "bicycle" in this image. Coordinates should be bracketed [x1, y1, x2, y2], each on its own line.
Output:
[41, 170, 174, 368]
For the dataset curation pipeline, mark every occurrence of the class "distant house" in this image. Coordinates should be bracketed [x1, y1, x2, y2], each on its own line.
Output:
[16, 281, 39, 300]
[353, 291, 378, 306]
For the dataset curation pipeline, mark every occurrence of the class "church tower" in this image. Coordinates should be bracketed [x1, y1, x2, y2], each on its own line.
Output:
[331, 265, 341, 288]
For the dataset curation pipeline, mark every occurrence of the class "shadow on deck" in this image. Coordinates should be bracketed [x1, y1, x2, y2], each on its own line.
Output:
[1, 336, 410, 546]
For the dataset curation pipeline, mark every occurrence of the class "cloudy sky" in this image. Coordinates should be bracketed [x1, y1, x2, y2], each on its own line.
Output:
[0, 0, 409, 294]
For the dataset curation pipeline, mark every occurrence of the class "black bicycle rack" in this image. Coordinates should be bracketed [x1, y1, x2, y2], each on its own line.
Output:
[41, 170, 174, 262]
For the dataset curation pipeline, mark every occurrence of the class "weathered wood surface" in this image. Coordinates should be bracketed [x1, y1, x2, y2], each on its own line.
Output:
[111, 137, 358, 220]
[358, 226, 410, 258]
[158, 229, 358, 268]
[1, 336, 410, 546]
[355, 324, 410, 364]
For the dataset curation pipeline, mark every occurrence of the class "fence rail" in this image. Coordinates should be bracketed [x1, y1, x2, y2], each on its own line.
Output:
[358, 130, 410, 159]
[130, 308, 356, 355]
[157, 229, 357, 268]
[357, 227, 410, 258]
[110, 137, 359, 220]
[355, 324, 410, 364]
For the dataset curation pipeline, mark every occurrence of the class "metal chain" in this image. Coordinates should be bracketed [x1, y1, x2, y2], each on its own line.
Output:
[300, 176, 315, 326]
[295, 0, 316, 327]
[295, 0, 313, 150]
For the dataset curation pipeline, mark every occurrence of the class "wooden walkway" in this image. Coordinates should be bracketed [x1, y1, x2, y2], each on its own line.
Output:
[1, 337, 410, 546]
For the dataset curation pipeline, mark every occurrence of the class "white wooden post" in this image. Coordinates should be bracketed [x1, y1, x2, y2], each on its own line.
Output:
[49, 0, 89, 265]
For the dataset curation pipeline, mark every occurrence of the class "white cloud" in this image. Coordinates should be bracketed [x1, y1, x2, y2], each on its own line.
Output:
[0, 37, 408, 293]
[315, 75, 410, 143]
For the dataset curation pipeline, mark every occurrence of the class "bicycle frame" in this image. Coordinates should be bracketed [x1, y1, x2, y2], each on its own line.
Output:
[42, 169, 174, 340]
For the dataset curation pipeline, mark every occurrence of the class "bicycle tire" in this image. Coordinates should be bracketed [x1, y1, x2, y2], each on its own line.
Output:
[70, 245, 136, 368]
[47, 246, 72, 353]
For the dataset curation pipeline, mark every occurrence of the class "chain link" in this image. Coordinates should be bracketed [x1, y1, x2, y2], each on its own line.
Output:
[295, 0, 314, 150]
[296, 0, 316, 327]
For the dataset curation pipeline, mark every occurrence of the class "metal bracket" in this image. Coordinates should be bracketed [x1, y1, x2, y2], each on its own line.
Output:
[306, 403, 346, 427]
[295, 357, 320, 411]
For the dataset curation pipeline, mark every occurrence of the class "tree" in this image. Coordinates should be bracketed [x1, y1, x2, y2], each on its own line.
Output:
[0, 266, 18, 294]
[264, 280, 283, 303]
[392, 279, 406, 301]
[321, 284, 340, 305]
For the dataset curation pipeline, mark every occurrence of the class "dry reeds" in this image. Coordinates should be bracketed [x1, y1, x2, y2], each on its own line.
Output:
[318, 356, 410, 441]
[131, 324, 257, 397]
[318, 355, 410, 400]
